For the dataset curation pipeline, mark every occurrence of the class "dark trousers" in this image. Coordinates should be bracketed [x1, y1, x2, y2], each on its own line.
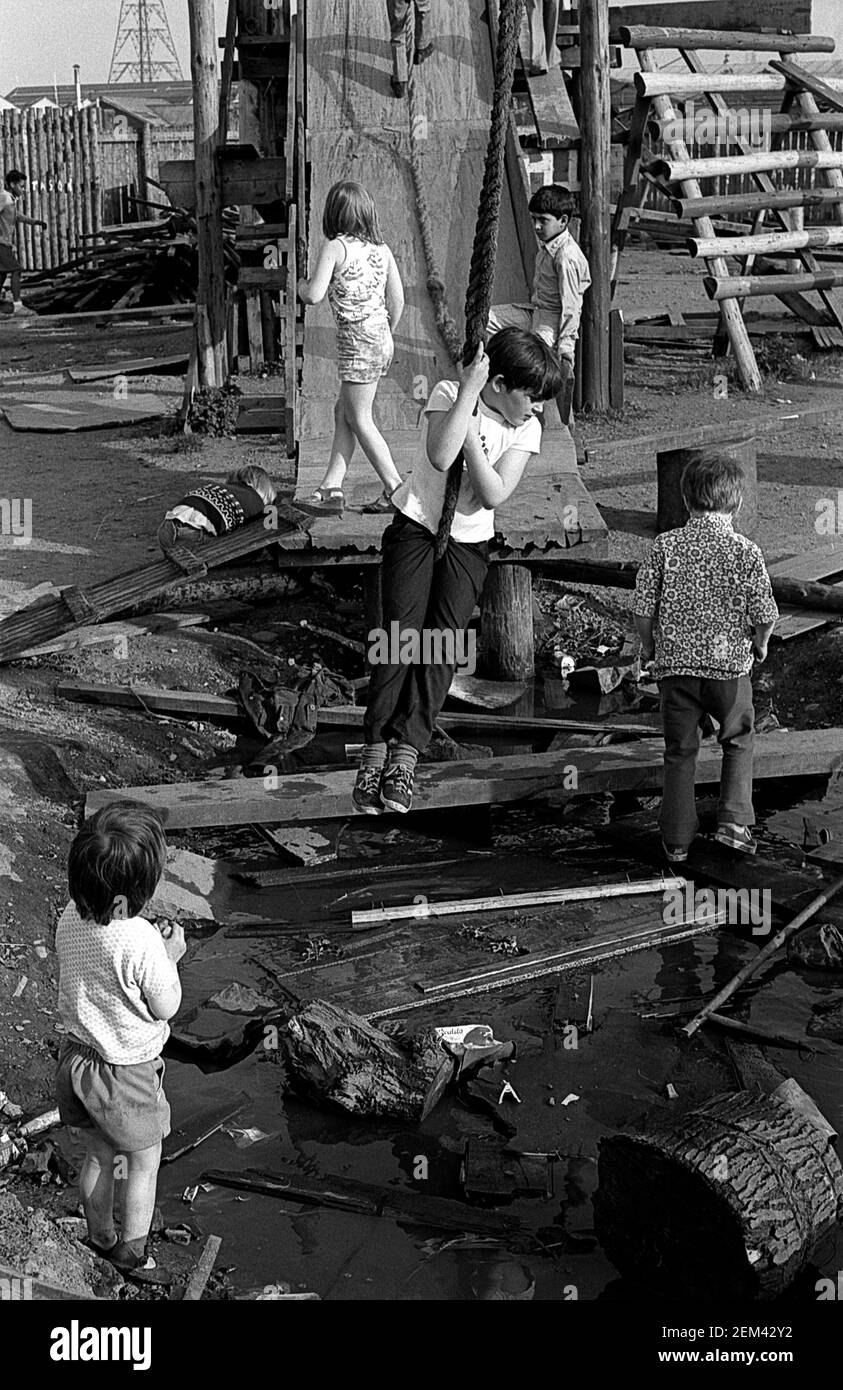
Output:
[659, 674, 755, 846]
[364, 513, 489, 753]
[387, 0, 433, 82]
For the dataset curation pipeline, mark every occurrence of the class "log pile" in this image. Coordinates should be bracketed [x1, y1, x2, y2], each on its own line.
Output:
[21, 208, 240, 316]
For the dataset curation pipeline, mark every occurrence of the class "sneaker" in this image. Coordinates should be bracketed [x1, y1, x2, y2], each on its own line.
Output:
[11, 303, 36, 317]
[661, 840, 689, 864]
[380, 761, 415, 814]
[353, 764, 384, 815]
[390, 78, 408, 98]
[83, 1236, 172, 1288]
[414, 42, 434, 64]
[713, 823, 757, 855]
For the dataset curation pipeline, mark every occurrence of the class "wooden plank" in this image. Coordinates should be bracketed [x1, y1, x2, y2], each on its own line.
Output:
[85, 729, 843, 830]
[519, 43, 579, 147]
[351, 875, 682, 926]
[768, 541, 843, 641]
[158, 157, 287, 209]
[66, 354, 189, 382]
[10, 304, 194, 328]
[238, 267, 287, 289]
[57, 681, 243, 719]
[1, 397, 168, 433]
[182, 1235, 222, 1302]
[162, 1093, 249, 1164]
[316, 705, 660, 736]
[586, 404, 843, 462]
[285, 203, 297, 453]
[770, 58, 843, 116]
[561, 1, 811, 29]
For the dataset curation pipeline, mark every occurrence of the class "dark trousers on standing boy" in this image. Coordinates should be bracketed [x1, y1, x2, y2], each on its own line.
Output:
[659, 674, 755, 848]
[364, 514, 488, 752]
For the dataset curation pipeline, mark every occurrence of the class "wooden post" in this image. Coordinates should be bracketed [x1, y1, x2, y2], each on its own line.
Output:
[579, 0, 611, 410]
[480, 565, 535, 680]
[189, 0, 227, 388]
[88, 107, 102, 240]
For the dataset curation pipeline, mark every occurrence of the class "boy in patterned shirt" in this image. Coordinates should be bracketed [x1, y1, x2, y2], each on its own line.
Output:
[157, 464, 276, 556]
[633, 455, 778, 863]
[55, 803, 185, 1284]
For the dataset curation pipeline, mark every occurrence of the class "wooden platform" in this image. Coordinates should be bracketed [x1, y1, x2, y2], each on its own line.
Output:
[86, 728, 841, 829]
[294, 0, 605, 560]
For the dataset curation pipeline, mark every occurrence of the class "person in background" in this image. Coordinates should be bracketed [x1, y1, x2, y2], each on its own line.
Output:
[525, 0, 561, 75]
[487, 184, 590, 423]
[157, 465, 276, 556]
[0, 170, 46, 318]
[386, 0, 435, 98]
[633, 455, 778, 865]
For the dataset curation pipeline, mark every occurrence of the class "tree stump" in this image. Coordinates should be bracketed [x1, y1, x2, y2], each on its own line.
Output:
[274, 999, 455, 1121]
[594, 1091, 843, 1299]
[480, 565, 534, 680]
[657, 438, 758, 537]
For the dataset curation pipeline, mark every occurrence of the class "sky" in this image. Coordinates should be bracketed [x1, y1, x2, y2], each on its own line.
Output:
[0, 0, 230, 94]
[1, 0, 842, 96]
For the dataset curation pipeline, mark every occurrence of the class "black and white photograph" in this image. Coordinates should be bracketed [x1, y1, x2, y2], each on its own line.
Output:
[1, 0, 843, 1363]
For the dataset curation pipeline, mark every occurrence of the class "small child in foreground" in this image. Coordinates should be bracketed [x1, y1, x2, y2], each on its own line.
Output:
[632, 455, 778, 864]
[157, 464, 276, 555]
[55, 803, 185, 1284]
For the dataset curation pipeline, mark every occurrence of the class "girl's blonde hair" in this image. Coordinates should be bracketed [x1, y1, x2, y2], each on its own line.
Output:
[322, 181, 382, 245]
[229, 465, 276, 505]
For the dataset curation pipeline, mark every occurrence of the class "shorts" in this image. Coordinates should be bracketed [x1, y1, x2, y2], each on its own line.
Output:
[157, 518, 213, 555]
[56, 1037, 171, 1154]
[336, 318, 394, 384]
[0, 244, 21, 275]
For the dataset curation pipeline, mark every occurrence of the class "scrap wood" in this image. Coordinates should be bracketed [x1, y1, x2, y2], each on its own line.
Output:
[682, 873, 843, 1038]
[181, 1234, 223, 1302]
[22, 613, 209, 661]
[705, 1013, 829, 1053]
[162, 1093, 250, 1164]
[0, 511, 313, 666]
[200, 1167, 520, 1237]
[350, 875, 683, 927]
[66, 354, 189, 382]
[316, 705, 660, 736]
[85, 729, 843, 829]
[57, 680, 241, 720]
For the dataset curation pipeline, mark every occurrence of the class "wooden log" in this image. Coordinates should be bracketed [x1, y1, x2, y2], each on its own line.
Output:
[316, 705, 659, 736]
[637, 49, 761, 393]
[480, 565, 534, 680]
[619, 26, 834, 54]
[649, 148, 843, 184]
[634, 72, 804, 98]
[189, 0, 227, 387]
[705, 268, 843, 299]
[653, 111, 843, 143]
[690, 225, 843, 259]
[770, 57, 843, 115]
[88, 107, 102, 240]
[578, 0, 611, 409]
[673, 186, 843, 220]
[657, 439, 757, 537]
[57, 680, 243, 720]
[594, 1092, 843, 1299]
[774, 65, 843, 230]
[350, 875, 682, 927]
[682, 874, 843, 1039]
[84, 729, 843, 830]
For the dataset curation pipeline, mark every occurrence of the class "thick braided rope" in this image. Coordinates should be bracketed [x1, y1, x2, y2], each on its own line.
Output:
[433, 0, 524, 559]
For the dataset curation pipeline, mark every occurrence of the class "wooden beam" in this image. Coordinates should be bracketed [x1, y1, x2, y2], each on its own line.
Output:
[770, 57, 843, 115]
[579, 0, 611, 410]
[620, 27, 833, 54]
[690, 225, 843, 259]
[84, 730, 843, 829]
[673, 187, 843, 219]
[705, 268, 843, 299]
[182, 1235, 222, 1302]
[634, 72, 816, 98]
[561, 1, 811, 28]
[351, 875, 682, 927]
[189, 0, 227, 387]
[649, 148, 843, 183]
[57, 681, 243, 719]
[158, 157, 287, 209]
[585, 404, 843, 460]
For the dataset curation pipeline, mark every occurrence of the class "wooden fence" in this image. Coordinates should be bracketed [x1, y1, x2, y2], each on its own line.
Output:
[0, 107, 199, 270]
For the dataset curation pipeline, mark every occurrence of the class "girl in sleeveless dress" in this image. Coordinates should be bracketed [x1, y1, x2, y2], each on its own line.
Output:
[297, 181, 405, 513]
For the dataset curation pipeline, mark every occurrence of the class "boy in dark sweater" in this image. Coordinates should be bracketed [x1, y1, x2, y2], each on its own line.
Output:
[157, 466, 276, 556]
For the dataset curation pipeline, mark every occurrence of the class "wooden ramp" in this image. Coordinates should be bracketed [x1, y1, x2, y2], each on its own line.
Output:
[291, 0, 605, 560]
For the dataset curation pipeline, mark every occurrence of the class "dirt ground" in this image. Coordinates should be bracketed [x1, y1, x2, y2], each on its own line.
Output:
[1, 241, 843, 1297]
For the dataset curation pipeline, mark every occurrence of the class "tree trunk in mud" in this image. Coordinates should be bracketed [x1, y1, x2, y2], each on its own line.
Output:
[274, 1000, 456, 1121]
[594, 1092, 843, 1299]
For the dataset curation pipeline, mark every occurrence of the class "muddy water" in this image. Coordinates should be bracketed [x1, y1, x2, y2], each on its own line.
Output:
[147, 775, 843, 1302]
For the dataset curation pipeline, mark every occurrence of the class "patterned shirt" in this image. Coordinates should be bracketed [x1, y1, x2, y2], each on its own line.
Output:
[531, 228, 591, 361]
[633, 513, 778, 680]
[167, 482, 265, 535]
[56, 902, 180, 1065]
[327, 235, 390, 327]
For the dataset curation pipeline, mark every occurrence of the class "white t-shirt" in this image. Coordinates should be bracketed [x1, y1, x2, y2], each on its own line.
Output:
[391, 379, 542, 543]
[56, 901, 180, 1065]
[0, 190, 17, 247]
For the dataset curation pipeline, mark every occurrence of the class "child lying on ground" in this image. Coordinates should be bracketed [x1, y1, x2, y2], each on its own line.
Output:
[157, 464, 276, 555]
